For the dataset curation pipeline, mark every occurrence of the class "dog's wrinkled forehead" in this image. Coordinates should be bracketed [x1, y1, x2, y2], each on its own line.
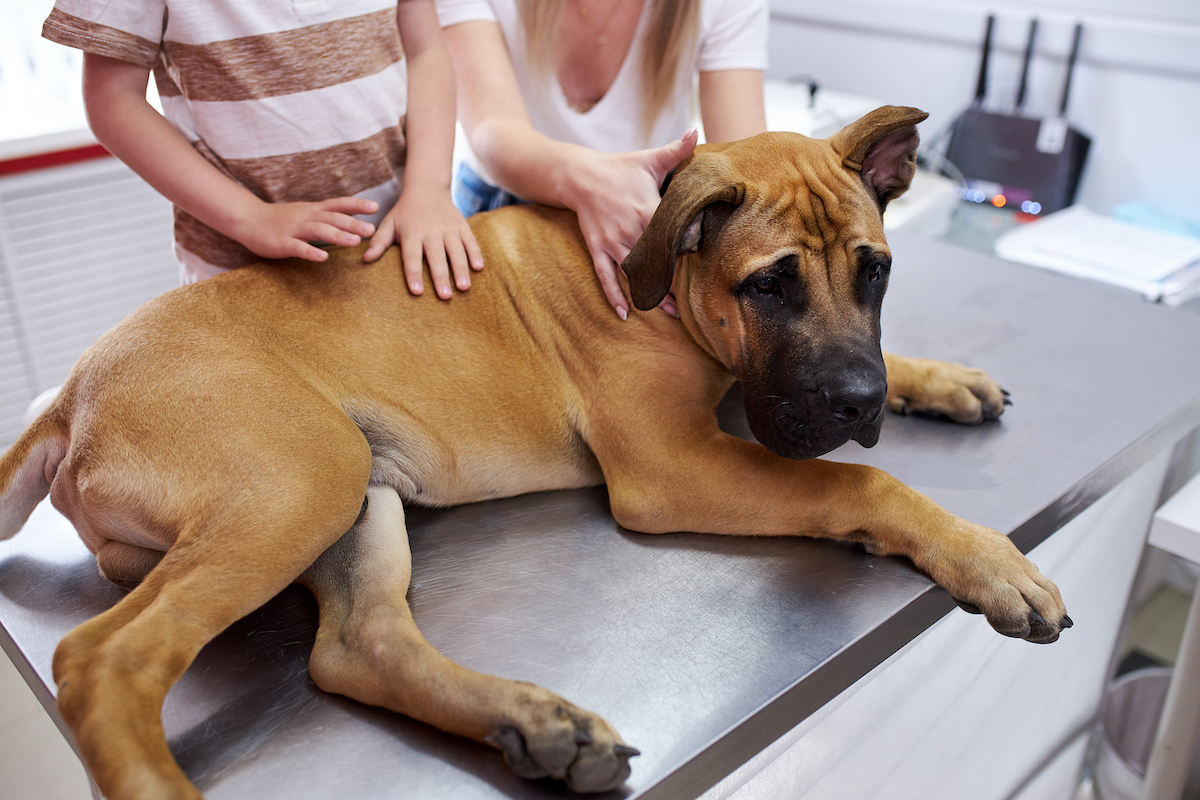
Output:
[689, 135, 888, 266]
[624, 107, 926, 311]
[789, 143, 882, 227]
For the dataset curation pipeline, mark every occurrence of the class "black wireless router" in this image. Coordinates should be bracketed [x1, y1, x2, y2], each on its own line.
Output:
[944, 16, 1091, 216]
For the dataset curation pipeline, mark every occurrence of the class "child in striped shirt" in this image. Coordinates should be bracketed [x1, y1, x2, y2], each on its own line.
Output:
[43, 0, 482, 298]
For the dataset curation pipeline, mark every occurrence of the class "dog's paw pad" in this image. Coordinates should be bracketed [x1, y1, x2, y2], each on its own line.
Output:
[493, 726, 553, 779]
[941, 527, 1070, 644]
[491, 707, 637, 793]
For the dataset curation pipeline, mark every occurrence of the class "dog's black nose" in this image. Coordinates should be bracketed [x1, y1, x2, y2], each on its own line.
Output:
[823, 376, 886, 425]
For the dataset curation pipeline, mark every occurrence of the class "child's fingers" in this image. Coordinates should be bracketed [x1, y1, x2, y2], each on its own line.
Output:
[319, 196, 380, 224]
[462, 227, 485, 272]
[400, 236, 425, 295]
[425, 239, 453, 300]
[306, 221, 363, 249]
[281, 238, 330, 262]
[363, 219, 397, 263]
[446, 236, 473, 292]
[316, 211, 375, 240]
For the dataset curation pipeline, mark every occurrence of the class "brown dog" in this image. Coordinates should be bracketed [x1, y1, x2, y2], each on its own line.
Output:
[0, 107, 1068, 799]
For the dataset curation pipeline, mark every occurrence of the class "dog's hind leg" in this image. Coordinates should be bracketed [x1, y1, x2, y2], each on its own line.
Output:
[300, 484, 638, 793]
[51, 425, 373, 800]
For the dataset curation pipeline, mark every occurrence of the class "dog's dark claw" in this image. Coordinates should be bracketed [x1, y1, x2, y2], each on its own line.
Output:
[1062, 615, 1074, 629]
[1028, 610, 1047, 628]
[566, 740, 639, 793]
[574, 729, 594, 746]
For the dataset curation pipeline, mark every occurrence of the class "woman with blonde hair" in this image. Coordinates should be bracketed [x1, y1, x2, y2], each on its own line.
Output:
[438, 0, 768, 318]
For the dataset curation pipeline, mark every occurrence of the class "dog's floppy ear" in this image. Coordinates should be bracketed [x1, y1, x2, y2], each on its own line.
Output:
[622, 153, 745, 311]
[829, 106, 929, 209]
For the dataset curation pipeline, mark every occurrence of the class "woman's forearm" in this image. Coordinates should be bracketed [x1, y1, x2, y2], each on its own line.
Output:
[444, 20, 591, 208]
[698, 69, 767, 143]
[467, 118, 598, 208]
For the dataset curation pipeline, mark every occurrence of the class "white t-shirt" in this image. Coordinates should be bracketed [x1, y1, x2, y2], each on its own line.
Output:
[436, 0, 768, 187]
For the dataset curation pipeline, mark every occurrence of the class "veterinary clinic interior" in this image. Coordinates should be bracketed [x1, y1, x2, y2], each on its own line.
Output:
[2, 0, 1200, 798]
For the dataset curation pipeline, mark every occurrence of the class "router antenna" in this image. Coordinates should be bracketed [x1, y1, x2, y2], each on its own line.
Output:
[1015, 18, 1038, 111]
[972, 14, 995, 105]
[1059, 23, 1083, 116]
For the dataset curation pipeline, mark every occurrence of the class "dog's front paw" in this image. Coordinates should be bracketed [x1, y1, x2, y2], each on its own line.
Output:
[926, 522, 1071, 643]
[885, 356, 1009, 424]
[489, 693, 638, 793]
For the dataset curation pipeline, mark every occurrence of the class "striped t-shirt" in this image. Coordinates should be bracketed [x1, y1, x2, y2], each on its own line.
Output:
[43, 0, 409, 283]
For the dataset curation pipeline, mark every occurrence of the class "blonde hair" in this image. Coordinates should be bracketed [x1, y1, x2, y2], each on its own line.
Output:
[518, 0, 702, 139]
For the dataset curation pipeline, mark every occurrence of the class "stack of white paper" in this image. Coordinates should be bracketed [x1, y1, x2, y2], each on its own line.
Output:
[994, 205, 1200, 304]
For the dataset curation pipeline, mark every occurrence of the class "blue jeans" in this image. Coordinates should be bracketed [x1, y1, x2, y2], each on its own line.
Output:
[452, 161, 528, 217]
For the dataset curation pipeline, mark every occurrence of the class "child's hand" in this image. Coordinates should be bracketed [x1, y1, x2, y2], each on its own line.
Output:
[364, 191, 484, 299]
[235, 197, 380, 262]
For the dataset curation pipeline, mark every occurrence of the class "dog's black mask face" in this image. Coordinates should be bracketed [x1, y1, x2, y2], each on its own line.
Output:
[735, 246, 890, 461]
[623, 109, 927, 461]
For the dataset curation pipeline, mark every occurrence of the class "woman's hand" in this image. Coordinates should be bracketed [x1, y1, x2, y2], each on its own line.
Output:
[566, 128, 697, 319]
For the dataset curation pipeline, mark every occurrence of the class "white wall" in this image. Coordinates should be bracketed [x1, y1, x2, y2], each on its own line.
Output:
[767, 0, 1200, 219]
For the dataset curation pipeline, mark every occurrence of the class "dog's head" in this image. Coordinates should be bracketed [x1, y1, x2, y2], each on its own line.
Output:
[623, 106, 927, 460]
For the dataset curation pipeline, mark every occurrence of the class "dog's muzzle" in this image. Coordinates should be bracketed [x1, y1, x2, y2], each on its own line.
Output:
[743, 360, 888, 461]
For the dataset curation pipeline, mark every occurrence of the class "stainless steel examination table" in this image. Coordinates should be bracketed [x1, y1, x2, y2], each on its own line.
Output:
[3, 232, 1200, 800]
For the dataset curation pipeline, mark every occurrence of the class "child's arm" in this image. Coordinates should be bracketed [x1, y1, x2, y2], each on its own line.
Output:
[363, 0, 484, 299]
[82, 53, 379, 263]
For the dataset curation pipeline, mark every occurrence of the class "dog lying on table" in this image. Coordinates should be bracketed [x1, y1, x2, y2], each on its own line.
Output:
[0, 106, 1069, 799]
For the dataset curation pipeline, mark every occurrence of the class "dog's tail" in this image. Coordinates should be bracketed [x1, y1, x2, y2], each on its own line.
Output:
[0, 401, 69, 540]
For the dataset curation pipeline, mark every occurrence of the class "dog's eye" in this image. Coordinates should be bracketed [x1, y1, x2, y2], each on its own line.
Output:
[752, 276, 781, 295]
[867, 263, 883, 282]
